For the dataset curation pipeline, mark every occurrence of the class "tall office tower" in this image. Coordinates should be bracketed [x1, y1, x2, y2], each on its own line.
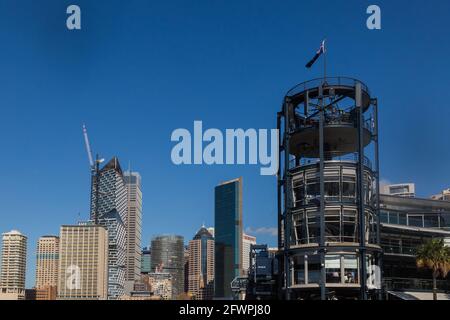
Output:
[35, 236, 59, 300]
[0, 230, 27, 300]
[150, 235, 184, 299]
[90, 157, 127, 299]
[242, 233, 256, 274]
[382, 183, 415, 198]
[214, 178, 243, 299]
[57, 224, 108, 300]
[188, 226, 214, 300]
[141, 246, 151, 274]
[184, 246, 189, 293]
[124, 171, 143, 282]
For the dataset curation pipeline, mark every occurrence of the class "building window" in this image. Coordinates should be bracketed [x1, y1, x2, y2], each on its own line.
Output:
[306, 255, 321, 284]
[325, 255, 341, 283]
[380, 211, 389, 224]
[389, 212, 399, 225]
[343, 255, 358, 284]
[293, 255, 305, 285]
[325, 209, 341, 242]
[306, 177, 320, 200]
[342, 209, 357, 242]
[292, 177, 305, 207]
[408, 215, 424, 228]
[342, 176, 356, 200]
[306, 210, 320, 244]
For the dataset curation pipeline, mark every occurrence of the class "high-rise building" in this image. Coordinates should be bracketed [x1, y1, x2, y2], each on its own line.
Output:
[148, 272, 172, 300]
[382, 183, 415, 198]
[214, 177, 243, 299]
[188, 226, 214, 300]
[57, 224, 108, 300]
[0, 230, 27, 300]
[150, 235, 184, 299]
[124, 171, 143, 282]
[35, 235, 59, 300]
[431, 188, 450, 201]
[184, 246, 189, 293]
[242, 233, 256, 274]
[141, 246, 151, 274]
[90, 157, 127, 299]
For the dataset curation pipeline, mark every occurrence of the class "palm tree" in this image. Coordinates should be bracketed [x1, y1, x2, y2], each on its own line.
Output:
[416, 238, 450, 300]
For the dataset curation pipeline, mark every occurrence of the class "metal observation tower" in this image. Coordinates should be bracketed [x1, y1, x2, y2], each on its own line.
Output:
[277, 77, 382, 300]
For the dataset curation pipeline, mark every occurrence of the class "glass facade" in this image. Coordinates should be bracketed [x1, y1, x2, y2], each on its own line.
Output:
[214, 178, 242, 298]
[380, 210, 450, 230]
[291, 164, 377, 246]
[141, 247, 151, 274]
[150, 235, 184, 299]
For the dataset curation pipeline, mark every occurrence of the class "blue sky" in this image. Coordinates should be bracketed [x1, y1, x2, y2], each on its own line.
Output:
[0, 0, 449, 288]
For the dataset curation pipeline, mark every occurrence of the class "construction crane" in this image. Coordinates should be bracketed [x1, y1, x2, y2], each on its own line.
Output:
[82, 124, 95, 173]
[82, 124, 104, 224]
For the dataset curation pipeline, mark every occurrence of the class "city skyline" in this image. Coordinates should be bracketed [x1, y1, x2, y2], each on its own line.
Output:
[1, 0, 450, 290]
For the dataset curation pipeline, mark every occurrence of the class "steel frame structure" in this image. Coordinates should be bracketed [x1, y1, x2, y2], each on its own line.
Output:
[277, 77, 383, 300]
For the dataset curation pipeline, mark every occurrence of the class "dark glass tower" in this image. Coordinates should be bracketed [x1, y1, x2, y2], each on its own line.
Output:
[214, 178, 243, 298]
[150, 235, 185, 299]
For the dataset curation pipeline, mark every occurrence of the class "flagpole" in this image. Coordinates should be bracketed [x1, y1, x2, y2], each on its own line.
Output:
[323, 39, 327, 83]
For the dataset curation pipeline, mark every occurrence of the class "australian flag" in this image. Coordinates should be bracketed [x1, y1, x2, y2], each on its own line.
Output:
[305, 40, 326, 68]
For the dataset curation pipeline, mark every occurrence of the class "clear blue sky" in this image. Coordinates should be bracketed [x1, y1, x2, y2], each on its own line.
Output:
[0, 0, 449, 288]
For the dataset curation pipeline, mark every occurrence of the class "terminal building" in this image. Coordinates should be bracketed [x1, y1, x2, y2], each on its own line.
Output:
[379, 194, 450, 298]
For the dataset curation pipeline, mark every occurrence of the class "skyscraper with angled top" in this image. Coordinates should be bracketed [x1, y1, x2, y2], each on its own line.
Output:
[90, 157, 127, 299]
[188, 226, 214, 300]
[214, 178, 243, 299]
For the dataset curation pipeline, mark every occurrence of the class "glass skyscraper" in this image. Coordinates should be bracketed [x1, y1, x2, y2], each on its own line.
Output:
[141, 246, 151, 274]
[90, 157, 127, 299]
[150, 235, 185, 299]
[214, 178, 243, 299]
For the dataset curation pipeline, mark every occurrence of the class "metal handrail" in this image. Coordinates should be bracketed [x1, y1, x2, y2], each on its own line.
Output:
[286, 77, 371, 98]
[384, 277, 450, 292]
[289, 153, 373, 170]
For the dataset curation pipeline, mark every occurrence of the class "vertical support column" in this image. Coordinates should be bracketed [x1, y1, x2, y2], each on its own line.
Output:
[373, 99, 383, 300]
[356, 82, 367, 300]
[318, 84, 326, 301]
[276, 112, 283, 299]
[304, 90, 309, 116]
[283, 98, 292, 300]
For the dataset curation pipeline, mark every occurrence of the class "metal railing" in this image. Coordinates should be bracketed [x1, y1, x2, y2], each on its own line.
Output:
[381, 244, 418, 256]
[286, 77, 370, 98]
[384, 277, 450, 292]
[290, 153, 373, 170]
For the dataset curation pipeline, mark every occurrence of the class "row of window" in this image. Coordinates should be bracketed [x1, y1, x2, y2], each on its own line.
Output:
[292, 207, 377, 245]
[380, 211, 450, 229]
[291, 253, 380, 287]
[291, 167, 374, 207]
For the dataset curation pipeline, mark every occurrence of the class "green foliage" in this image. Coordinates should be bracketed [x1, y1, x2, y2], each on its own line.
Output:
[416, 238, 450, 278]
